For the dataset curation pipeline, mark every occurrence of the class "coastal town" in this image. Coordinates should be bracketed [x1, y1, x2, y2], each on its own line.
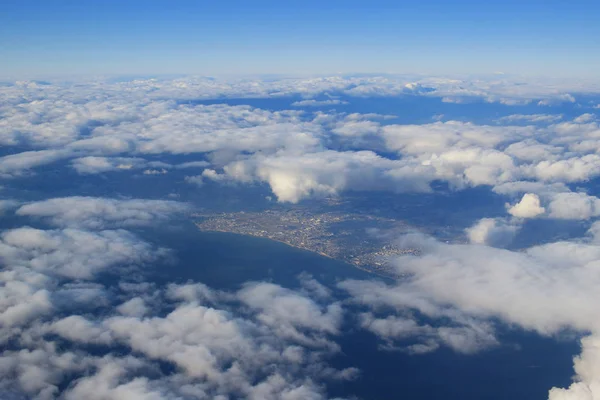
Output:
[193, 208, 420, 277]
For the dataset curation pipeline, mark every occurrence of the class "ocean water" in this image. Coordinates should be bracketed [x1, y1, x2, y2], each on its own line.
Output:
[142, 222, 579, 400]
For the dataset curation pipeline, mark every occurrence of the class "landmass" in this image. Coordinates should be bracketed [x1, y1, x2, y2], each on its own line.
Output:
[193, 207, 421, 277]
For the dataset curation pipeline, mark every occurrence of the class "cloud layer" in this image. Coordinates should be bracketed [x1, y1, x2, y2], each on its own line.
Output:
[2, 75, 600, 399]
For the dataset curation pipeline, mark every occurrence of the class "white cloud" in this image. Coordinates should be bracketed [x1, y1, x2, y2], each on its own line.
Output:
[16, 197, 190, 229]
[291, 99, 348, 107]
[0, 227, 163, 279]
[504, 140, 563, 162]
[331, 119, 381, 137]
[0, 230, 355, 400]
[71, 156, 148, 174]
[507, 193, 545, 218]
[382, 121, 515, 155]
[238, 282, 343, 349]
[342, 231, 600, 399]
[466, 218, 520, 247]
[209, 150, 435, 203]
[547, 192, 600, 220]
[2, 78, 600, 215]
[3, 75, 600, 400]
[358, 312, 497, 354]
[496, 114, 563, 124]
[573, 113, 596, 124]
[0, 149, 70, 177]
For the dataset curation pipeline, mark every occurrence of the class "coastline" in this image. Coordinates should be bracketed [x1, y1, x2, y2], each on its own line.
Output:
[195, 225, 396, 280]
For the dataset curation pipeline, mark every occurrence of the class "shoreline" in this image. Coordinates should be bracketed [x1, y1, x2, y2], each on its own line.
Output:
[195, 225, 396, 280]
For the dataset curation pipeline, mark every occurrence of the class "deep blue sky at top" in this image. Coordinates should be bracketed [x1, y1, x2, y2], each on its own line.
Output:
[1, 0, 599, 78]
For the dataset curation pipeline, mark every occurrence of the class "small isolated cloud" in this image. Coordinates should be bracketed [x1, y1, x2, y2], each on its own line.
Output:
[184, 175, 204, 186]
[507, 193, 545, 218]
[143, 168, 168, 175]
[466, 218, 520, 247]
[403, 83, 435, 94]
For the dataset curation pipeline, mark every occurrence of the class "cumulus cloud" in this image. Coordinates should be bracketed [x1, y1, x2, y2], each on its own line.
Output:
[4, 74, 600, 400]
[2, 77, 600, 214]
[357, 311, 498, 354]
[205, 150, 436, 203]
[0, 149, 70, 177]
[465, 217, 520, 247]
[0, 227, 164, 279]
[507, 193, 545, 218]
[0, 212, 355, 400]
[547, 192, 600, 220]
[0, 193, 354, 400]
[237, 282, 343, 349]
[342, 231, 600, 398]
[1, 274, 355, 399]
[16, 197, 190, 229]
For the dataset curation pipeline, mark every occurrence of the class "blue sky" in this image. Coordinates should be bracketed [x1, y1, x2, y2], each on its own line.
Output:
[1, 0, 599, 78]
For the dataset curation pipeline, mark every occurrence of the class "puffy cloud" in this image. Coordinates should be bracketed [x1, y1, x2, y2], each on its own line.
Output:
[94, 105, 321, 157]
[237, 282, 343, 348]
[331, 119, 381, 137]
[207, 150, 436, 203]
[465, 218, 520, 247]
[507, 193, 545, 218]
[16, 197, 190, 229]
[547, 192, 600, 220]
[382, 121, 517, 155]
[0, 195, 354, 400]
[3, 77, 600, 214]
[504, 140, 563, 162]
[424, 147, 517, 187]
[524, 155, 600, 183]
[1, 276, 354, 400]
[341, 231, 600, 398]
[0, 96, 145, 147]
[0, 268, 53, 330]
[573, 113, 596, 124]
[4, 75, 600, 400]
[357, 312, 497, 354]
[0, 149, 70, 177]
[0, 227, 163, 279]
[184, 174, 205, 187]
